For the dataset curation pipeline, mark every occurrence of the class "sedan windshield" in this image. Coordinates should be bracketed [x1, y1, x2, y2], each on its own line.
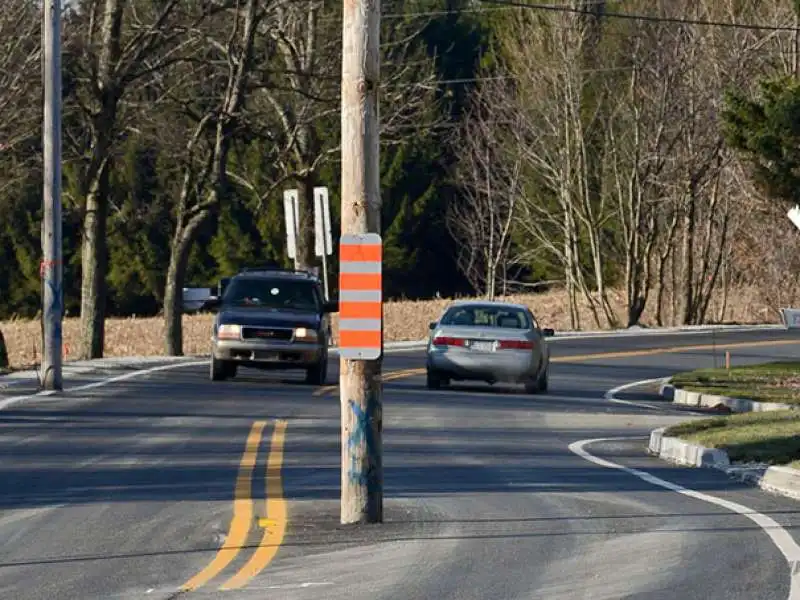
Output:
[222, 278, 320, 312]
[440, 305, 531, 329]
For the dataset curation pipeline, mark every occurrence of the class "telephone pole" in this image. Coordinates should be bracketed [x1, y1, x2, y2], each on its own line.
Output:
[41, 0, 63, 391]
[339, 0, 382, 523]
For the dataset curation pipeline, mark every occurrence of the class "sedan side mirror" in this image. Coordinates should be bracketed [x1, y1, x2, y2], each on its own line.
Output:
[429, 321, 437, 330]
[323, 300, 339, 313]
[542, 328, 555, 337]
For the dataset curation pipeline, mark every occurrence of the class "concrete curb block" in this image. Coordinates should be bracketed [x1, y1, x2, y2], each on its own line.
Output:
[647, 427, 730, 467]
[759, 466, 800, 501]
[648, 426, 800, 502]
[658, 383, 676, 400]
[667, 386, 796, 413]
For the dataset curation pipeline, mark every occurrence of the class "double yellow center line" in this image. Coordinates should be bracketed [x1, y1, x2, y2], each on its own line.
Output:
[313, 366, 422, 396]
[181, 419, 288, 592]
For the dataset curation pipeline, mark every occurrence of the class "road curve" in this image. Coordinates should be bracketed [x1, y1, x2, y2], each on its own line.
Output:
[0, 328, 799, 599]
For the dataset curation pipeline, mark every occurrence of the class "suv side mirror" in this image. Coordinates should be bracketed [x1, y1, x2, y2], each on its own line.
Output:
[323, 300, 339, 313]
[542, 328, 555, 337]
[201, 296, 221, 312]
[429, 321, 437, 330]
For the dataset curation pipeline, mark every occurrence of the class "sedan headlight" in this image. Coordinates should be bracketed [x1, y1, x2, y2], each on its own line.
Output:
[293, 327, 317, 341]
[217, 324, 242, 340]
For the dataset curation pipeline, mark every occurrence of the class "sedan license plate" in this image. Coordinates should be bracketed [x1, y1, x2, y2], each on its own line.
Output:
[470, 340, 494, 352]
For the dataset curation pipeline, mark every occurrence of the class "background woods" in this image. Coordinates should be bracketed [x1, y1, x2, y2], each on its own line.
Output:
[2, 0, 800, 356]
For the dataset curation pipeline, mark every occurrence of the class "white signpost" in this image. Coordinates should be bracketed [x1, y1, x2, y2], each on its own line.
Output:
[784, 205, 800, 329]
[282, 186, 333, 299]
[314, 186, 333, 299]
[283, 189, 299, 260]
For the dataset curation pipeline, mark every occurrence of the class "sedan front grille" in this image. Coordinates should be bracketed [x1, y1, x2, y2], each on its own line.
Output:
[241, 327, 293, 341]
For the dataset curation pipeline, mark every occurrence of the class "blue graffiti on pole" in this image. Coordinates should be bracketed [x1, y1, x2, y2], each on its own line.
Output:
[42, 260, 63, 345]
[46, 279, 63, 344]
[347, 399, 380, 493]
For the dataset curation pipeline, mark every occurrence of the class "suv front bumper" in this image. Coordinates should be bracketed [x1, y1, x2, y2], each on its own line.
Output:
[213, 338, 325, 368]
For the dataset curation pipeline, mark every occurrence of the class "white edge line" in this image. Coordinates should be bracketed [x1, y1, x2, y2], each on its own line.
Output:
[568, 437, 800, 600]
[605, 377, 709, 416]
[0, 360, 207, 411]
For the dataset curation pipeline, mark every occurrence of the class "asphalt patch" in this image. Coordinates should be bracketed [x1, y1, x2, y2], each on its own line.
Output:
[277, 497, 447, 561]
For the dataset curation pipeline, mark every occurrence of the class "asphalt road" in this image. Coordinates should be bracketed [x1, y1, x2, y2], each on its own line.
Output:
[1, 328, 799, 599]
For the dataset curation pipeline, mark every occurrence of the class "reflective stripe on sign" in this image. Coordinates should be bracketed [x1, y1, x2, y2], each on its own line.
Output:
[339, 233, 382, 359]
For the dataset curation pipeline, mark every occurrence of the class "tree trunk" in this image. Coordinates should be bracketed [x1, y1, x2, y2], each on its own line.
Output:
[78, 170, 109, 359]
[627, 296, 646, 328]
[294, 172, 317, 271]
[164, 211, 213, 356]
[0, 328, 8, 369]
[680, 193, 696, 324]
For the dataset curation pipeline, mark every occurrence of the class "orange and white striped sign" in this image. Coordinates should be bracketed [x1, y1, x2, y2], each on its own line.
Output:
[338, 233, 382, 359]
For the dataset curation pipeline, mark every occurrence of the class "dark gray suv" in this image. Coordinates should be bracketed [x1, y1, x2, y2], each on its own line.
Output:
[203, 267, 338, 385]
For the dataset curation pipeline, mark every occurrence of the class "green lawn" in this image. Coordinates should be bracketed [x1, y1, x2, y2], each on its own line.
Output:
[665, 410, 800, 465]
[670, 361, 800, 405]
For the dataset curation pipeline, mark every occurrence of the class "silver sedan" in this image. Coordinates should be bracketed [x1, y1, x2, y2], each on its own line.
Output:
[425, 300, 554, 393]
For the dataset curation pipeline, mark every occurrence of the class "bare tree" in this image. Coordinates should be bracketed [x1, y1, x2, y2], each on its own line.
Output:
[447, 83, 520, 299]
[238, 0, 440, 272]
[160, 0, 266, 355]
[0, 1, 40, 163]
[0, 3, 41, 364]
[490, 8, 618, 329]
[603, 20, 687, 326]
[65, 0, 202, 359]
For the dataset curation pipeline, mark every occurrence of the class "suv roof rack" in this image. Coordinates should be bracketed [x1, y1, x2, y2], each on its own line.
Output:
[237, 265, 318, 278]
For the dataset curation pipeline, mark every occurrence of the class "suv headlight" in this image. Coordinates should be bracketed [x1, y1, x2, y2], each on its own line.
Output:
[293, 327, 317, 341]
[217, 324, 242, 340]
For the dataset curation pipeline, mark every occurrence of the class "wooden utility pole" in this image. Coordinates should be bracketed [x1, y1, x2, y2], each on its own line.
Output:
[42, 0, 63, 391]
[339, 0, 382, 524]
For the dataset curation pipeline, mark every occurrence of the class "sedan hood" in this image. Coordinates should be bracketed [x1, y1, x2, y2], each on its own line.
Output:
[218, 307, 321, 329]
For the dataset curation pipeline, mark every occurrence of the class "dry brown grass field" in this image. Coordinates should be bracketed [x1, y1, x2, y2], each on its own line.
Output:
[0, 285, 780, 369]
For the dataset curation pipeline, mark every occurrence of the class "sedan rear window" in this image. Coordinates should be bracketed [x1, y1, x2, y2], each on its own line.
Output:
[440, 305, 531, 329]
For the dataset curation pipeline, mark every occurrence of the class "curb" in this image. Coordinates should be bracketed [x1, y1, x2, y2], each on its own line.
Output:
[660, 383, 797, 413]
[647, 427, 730, 467]
[648, 427, 800, 502]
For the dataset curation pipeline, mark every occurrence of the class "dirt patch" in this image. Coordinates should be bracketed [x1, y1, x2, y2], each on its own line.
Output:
[0, 285, 780, 369]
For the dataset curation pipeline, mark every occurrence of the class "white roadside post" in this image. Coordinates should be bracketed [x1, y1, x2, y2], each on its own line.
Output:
[784, 205, 800, 329]
[314, 186, 333, 299]
[283, 189, 299, 268]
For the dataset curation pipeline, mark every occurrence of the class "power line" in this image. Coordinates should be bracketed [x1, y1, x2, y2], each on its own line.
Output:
[474, 0, 800, 32]
[339, 1, 800, 35]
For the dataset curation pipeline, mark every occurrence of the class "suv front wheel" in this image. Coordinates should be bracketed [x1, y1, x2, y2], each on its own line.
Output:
[210, 356, 237, 381]
[305, 356, 328, 385]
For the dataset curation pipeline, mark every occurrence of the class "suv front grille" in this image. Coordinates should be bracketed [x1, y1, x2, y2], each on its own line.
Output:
[241, 327, 293, 341]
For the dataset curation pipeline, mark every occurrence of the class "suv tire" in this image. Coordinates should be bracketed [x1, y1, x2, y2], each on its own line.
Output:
[305, 356, 328, 385]
[210, 356, 236, 381]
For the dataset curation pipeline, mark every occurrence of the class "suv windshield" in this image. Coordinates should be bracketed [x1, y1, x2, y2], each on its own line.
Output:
[440, 304, 531, 329]
[222, 277, 321, 312]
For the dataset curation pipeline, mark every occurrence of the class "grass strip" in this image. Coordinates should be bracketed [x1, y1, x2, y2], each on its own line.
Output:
[665, 410, 800, 465]
[671, 361, 800, 406]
